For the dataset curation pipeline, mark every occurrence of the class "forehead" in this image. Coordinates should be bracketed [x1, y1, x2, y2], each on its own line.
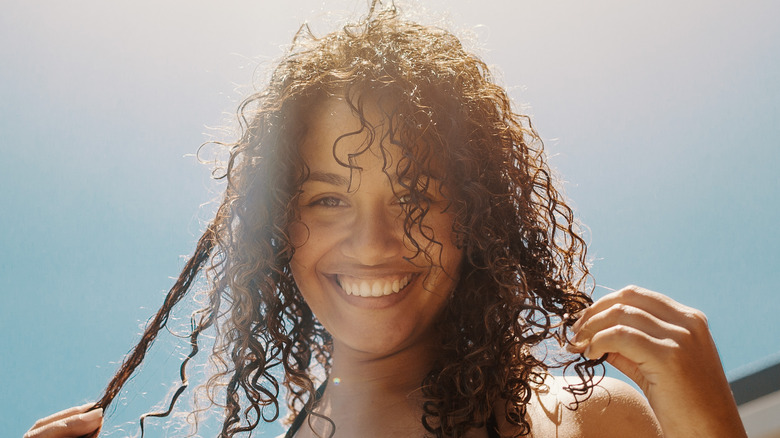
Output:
[304, 97, 364, 137]
[299, 97, 444, 179]
[299, 97, 386, 165]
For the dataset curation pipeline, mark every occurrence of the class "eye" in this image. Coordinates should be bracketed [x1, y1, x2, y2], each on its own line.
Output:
[308, 196, 346, 208]
[397, 192, 437, 206]
[397, 193, 413, 205]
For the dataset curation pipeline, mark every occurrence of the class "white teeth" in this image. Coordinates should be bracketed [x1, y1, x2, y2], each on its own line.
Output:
[338, 275, 412, 298]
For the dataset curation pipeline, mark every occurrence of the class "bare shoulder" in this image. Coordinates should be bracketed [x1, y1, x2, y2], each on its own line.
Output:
[499, 374, 662, 438]
[572, 376, 662, 437]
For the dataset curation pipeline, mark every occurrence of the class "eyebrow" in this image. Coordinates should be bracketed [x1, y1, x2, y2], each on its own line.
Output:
[305, 170, 445, 191]
[306, 171, 351, 187]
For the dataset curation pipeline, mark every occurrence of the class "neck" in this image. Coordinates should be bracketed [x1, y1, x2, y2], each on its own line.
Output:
[308, 338, 440, 437]
[328, 336, 437, 402]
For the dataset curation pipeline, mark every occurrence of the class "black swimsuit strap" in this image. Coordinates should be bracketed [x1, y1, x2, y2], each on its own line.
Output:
[284, 382, 328, 438]
[486, 410, 501, 438]
[284, 381, 502, 438]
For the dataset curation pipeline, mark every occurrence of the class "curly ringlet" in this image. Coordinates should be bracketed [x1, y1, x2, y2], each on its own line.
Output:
[86, 3, 605, 438]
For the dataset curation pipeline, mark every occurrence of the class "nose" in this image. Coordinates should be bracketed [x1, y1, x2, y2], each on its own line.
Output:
[340, 203, 403, 265]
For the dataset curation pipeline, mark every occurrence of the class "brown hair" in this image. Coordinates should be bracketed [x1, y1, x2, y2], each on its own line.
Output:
[85, 3, 603, 437]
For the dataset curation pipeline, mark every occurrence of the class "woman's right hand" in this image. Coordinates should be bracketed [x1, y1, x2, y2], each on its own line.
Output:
[24, 403, 103, 438]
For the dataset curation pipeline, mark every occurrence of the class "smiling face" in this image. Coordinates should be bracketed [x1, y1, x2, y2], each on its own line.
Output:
[288, 97, 463, 358]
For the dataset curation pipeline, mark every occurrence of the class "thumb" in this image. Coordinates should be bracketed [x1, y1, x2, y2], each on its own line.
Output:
[606, 353, 650, 394]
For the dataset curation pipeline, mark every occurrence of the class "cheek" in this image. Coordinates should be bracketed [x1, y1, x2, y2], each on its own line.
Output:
[288, 218, 336, 285]
[288, 221, 316, 284]
[427, 213, 462, 261]
[288, 220, 310, 250]
[427, 246, 463, 292]
[415, 213, 463, 288]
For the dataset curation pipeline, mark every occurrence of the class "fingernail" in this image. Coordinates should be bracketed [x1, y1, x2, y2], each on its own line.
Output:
[81, 408, 103, 422]
[571, 310, 586, 330]
[566, 338, 585, 353]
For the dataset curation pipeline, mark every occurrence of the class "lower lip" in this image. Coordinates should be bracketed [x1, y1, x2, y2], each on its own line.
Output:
[328, 275, 418, 309]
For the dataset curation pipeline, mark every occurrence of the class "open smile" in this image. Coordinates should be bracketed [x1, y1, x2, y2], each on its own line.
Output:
[335, 274, 415, 297]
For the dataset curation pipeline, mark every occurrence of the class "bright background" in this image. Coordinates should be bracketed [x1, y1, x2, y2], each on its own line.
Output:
[2, 0, 778, 436]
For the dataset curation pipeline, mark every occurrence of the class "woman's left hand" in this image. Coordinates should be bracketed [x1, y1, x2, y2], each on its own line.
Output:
[569, 285, 747, 438]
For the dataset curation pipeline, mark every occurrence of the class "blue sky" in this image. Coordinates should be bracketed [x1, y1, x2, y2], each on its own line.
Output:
[2, 0, 779, 436]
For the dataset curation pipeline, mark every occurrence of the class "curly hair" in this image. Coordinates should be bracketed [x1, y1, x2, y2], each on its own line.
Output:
[86, 3, 604, 438]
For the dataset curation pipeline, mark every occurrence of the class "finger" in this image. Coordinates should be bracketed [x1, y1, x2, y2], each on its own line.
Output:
[574, 285, 701, 330]
[570, 302, 685, 349]
[582, 324, 677, 366]
[29, 403, 96, 430]
[25, 408, 103, 438]
[605, 352, 649, 390]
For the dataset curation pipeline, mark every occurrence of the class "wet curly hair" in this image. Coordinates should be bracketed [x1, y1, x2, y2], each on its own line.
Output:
[86, 3, 604, 438]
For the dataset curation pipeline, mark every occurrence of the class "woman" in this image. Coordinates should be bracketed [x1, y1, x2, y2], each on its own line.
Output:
[25, 4, 746, 438]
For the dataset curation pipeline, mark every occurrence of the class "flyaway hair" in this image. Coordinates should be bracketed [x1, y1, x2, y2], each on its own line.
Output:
[80, 222, 217, 438]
